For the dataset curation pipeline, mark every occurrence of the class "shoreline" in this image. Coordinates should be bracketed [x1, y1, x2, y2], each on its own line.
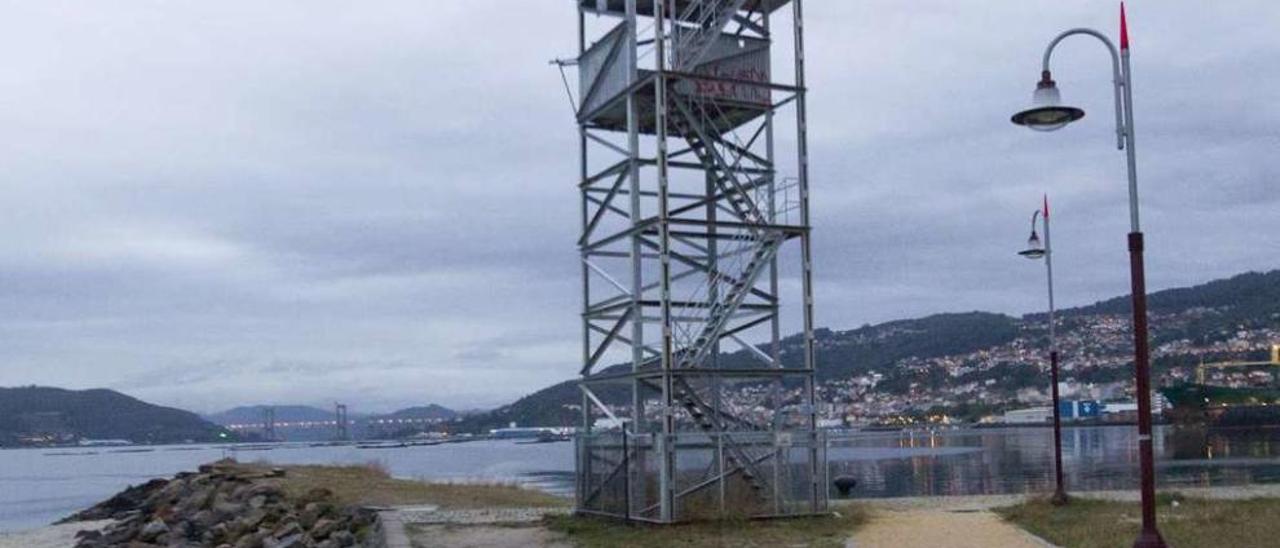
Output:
[0, 520, 114, 548]
[6, 459, 567, 547]
[6, 467, 1280, 548]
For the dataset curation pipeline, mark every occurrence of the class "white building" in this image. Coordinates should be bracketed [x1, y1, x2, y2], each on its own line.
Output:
[1001, 407, 1052, 424]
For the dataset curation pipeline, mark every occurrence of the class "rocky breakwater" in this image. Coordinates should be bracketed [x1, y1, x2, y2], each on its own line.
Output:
[60, 460, 378, 548]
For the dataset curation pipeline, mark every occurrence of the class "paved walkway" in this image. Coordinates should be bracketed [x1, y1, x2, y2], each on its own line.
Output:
[846, 508, 1054, 548]
[381, 506, 571, 548]
[398, 506, 570, 525]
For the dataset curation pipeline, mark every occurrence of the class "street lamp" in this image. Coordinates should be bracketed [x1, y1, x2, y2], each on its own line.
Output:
[1011, 4, 1166, 547]
[1019, 199, 1068, 506]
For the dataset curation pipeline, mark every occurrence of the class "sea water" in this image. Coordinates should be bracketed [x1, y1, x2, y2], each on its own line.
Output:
[3, 426, 1279, 532]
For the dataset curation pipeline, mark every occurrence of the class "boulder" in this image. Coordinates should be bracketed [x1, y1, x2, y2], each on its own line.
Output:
[190, 509, 219, 529]
[272, 521, 303, 539]
[246, 484, 283, 500]
[139, 519, 170, 542]
[330, 530, 356, 547]
[61, 478, 169, 522]
[300, 502, 331, 529]
[266, 533, 305, 548]
[238, 509, 268, 530]
[234, 531, 268, 548]
[309, 518, 339, 539]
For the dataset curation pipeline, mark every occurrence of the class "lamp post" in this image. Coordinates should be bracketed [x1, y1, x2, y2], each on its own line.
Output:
[1019, 199, 1068, 506]
[1010, 4, 1165, 546]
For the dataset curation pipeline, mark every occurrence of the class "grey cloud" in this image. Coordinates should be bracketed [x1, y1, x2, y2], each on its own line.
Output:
[1, 1, 1277, 412]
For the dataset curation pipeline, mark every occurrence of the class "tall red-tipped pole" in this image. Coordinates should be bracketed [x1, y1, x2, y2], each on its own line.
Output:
[1120, 5, 1164, 547]
[1120, 3, 1130, 50]
[1042, 194, 1067, 505]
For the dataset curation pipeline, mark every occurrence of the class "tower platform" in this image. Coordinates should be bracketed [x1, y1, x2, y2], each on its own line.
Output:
[579, 0, 790, 22]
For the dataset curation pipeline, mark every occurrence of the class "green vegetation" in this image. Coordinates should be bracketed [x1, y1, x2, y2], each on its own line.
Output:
[997, 494, 1280, 548]
[544, 509, 867, 548]
[243, 462, 568, 509]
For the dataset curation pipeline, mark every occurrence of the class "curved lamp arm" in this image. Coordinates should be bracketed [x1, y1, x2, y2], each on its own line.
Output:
[1041, 28, 1126, 151]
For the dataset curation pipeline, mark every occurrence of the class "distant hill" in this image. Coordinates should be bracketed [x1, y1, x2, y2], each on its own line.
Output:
[0, 386, 228, 446]
[452, 312, 1020, 433]
[451, 379, 586, 434]
[1053, 270, 1280, 344]
[453, 269, 1280, 432]
[1059, 270, 1280, 318]
[205, 405, 337, 426]
[370, 404, 457, 421]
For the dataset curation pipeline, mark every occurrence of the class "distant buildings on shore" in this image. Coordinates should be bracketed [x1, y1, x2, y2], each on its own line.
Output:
[995, 397, 1163, 425]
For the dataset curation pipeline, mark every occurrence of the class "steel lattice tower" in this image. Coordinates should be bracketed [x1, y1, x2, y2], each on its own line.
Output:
[335, 403, 349, 441]
[570, 0, 824, 522]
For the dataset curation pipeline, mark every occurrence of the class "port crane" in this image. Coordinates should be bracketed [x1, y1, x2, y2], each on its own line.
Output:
[1195, 344, 1280, 384]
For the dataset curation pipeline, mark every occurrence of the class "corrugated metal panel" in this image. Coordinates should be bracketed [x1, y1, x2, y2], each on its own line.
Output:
[579, 23, 630, 119]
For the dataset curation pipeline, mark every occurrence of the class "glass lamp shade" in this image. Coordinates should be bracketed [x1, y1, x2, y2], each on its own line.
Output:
[1019, 231, 1045, 259]
[1012, 80, 1085, 131]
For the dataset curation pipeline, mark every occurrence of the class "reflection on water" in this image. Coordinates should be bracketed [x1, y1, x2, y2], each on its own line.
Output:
[3, 426, 1279, 531]
[827, 425, 1280, 498]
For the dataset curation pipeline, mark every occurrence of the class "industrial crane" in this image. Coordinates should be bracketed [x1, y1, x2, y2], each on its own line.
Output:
[1195, 344, 1280, 384]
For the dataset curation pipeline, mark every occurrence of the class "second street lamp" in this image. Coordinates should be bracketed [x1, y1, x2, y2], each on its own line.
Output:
[1019, 198, 1068, 506]
[1010, 5, 1165, 547]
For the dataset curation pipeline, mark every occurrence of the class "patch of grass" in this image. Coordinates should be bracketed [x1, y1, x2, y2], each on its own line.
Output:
[544, 508, 868, 548]
[996, 493, 1280, 548]
[229, 462, 567, 509]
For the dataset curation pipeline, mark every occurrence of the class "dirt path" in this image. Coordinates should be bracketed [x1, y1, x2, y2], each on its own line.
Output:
[407, 524, 570, 548]
[848, 508, 1052, 548]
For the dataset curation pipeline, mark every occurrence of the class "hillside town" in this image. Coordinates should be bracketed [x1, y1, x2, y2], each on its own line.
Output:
[577, 305, 1280, 431]
[817, 311, 1279, 426]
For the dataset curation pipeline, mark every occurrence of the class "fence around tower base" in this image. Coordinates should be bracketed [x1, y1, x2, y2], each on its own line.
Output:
[575, 429, 829, 523]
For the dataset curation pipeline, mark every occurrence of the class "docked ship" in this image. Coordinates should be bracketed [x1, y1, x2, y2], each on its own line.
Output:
[1161, 345, 1280, 425]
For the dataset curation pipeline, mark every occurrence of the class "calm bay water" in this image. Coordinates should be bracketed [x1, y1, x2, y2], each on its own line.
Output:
[827, 425, 1280, 498]
[2, 425, 1278, 532]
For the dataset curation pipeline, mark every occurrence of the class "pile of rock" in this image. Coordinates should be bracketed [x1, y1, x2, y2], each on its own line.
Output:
[65, 460, 376, 548]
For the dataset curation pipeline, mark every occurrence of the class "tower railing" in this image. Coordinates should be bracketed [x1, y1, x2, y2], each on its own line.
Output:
[672, 0, 751, 71]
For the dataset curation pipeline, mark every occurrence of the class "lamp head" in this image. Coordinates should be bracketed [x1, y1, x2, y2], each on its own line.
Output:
[1011, 71, 1085, 131]
[1019, 230, 1045, 260]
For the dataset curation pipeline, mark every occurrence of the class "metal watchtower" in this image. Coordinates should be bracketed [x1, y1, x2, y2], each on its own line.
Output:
[569, 0, 825, 523]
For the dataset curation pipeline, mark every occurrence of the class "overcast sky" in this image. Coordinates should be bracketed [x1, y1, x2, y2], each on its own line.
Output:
[0, 1, 1276, 413]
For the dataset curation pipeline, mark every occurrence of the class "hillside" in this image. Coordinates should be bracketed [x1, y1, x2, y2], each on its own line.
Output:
[453, 312, 1019, 432]
[455, 269, 1280, 431]
[452, 379, 587, 433]
[1054, 270, 1280, 344]
[205, 405, 338, 426]
[0, 386, 229, 446]
[370, 404, 457, 421]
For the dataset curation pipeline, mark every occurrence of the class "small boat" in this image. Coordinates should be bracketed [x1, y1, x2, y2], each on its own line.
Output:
[356, 442, 409, 449]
